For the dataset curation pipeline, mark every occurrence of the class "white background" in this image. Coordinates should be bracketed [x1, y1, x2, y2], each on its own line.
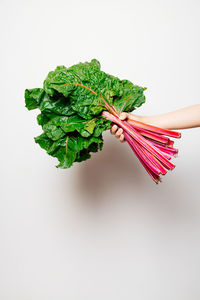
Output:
[1, 0, 200, 299]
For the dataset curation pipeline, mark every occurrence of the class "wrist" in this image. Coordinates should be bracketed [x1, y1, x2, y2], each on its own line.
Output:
[128, 113, 143, 122]
[141, 115, 165, 128]
[140, 115, 154, 125]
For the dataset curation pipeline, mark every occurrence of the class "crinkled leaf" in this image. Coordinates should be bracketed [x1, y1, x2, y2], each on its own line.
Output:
[25, 88, 45, 110]
[39, 93, 74, 116]
[34, 133, 53, 152]
[113, 80, 146, 113]
[37, 113, 50, 126]
[43, 59, 146, 118]
[42, 122, 66, 141]
[54, 135, 103, 168]
[26, 59, 146, 168]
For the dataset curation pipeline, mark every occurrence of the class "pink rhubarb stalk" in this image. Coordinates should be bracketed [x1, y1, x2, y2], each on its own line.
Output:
[127, 119, 181, 138]
[137, 128, 170, 144]
[123, 132, 161, 183]
[150, 142, 178, 157]
[103, 111, 175, 170]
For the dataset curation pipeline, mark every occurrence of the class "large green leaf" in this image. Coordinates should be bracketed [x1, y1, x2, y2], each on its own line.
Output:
[25, 59, 146, 168]
[25, 88, 45, 110]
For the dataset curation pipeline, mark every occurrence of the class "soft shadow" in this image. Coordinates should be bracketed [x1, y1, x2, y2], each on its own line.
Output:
[73, 135, 199, 224]
[75, 135, 146, 206]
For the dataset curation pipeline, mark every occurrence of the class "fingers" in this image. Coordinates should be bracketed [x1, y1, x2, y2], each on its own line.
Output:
[119, 134, 125, 143]
[110, 125, 122, 136]
[119, 112, 128, 120]
[115, 128, 123, 138]
[110, 123, 125, 143]
[119, 112, 139, 121]
[110, 124, 118, 134]
[110, 125, 124, 141]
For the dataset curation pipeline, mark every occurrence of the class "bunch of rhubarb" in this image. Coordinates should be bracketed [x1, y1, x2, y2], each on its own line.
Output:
[103, 111, 181, 183]
[25, 59, 181, 183]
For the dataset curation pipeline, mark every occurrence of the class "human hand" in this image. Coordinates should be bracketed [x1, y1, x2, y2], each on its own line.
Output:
[110, 104, 200, 139]
[110, 112, 140, 143]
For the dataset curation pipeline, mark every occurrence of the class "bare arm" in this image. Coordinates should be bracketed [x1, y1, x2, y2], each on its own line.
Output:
[140, 105, 200, 130]
[111, 104, 200, 142]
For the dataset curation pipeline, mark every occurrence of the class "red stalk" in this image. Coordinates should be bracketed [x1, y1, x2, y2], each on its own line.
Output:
[132, 134, 172, 163]
[123, 132, 161, 183]
[125, 137, 161, 176]
[154, 143, 178, 153]
[121, 126, 167, 174]
[123, 121, 175, 169]
[168, 140, 174, 147]
[150, 142, 178, 156]
[145, 136, 175, 151]
[127, 121, 170, 144]
[145, 139, 173, 160]
[137, 144, 167, 175]
[146, 137, 178, 152]
[103, 111, 175, 170]
[120, 122, 173, 161]
[126, 123, 172, 147]
[127, 119, 181, 138]
[137, 129, 169, 144]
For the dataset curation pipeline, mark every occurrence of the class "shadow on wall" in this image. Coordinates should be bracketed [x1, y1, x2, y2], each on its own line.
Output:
[75, 135, 153, 205]
[72, 134, 199, 223]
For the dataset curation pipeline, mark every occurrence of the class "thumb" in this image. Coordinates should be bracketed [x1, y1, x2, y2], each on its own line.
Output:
[119, 112, 128, 120]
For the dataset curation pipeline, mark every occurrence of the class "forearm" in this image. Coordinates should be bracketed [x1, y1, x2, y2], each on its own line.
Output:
[140, 105, 200, 130]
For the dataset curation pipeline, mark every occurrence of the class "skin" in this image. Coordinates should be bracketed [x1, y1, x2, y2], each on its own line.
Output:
[110, 104, 200, 143]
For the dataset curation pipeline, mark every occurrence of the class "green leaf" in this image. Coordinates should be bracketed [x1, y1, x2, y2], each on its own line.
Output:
[42, 122, 66, 141]
[113, 80, 146, 113]
[39, 93, 74, 116]
[55, 146, 76, 169]
[75, 150, 91, 163]
[54, 135, 103, 168]
[37, 113, 50, 126]
[34, 133, 53, 152]
[25, 88, 45, 110]
[59, 115, 86, 133]
[25, 59, 146, 169]
[83, 119, 96, 134]
[93, 118, 111, 137]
